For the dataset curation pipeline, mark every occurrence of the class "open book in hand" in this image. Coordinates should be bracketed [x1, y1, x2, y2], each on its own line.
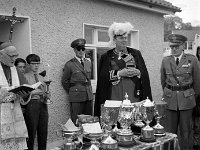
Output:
[8, 82, 42, 94]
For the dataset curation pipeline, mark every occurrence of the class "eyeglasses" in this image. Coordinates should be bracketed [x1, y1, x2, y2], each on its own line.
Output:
[114, 35, 128, 40]
[6, 53, 19, 58]
[30, 62, 40, 65]
[169, 45, 180, 49]
[76, 48, 85, 51]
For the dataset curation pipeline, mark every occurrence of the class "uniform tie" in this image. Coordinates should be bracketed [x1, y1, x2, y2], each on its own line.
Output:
[176, 58, 179, 66]
[80, 59, 84, 67]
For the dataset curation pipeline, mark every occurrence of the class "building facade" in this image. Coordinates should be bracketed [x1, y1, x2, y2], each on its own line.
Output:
[0, 0, 180, 148]
[173, 28, 200, 55]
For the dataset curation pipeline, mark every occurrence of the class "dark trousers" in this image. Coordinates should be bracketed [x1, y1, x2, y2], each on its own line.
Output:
[166, 109, 193, 150]
[70, 100, 92, 124]
[193, 116, 200, 149]
[24, 100, 49, 150]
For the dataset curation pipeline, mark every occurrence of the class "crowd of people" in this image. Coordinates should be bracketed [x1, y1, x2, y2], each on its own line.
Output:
[0, 21, 200, 150]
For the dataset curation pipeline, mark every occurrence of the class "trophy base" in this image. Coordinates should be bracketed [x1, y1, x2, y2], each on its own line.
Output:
[140, 137, 156, 143]
[44, 99, 53, 105]
[154, 132, 166, 137]
[118, 140, 136, 147]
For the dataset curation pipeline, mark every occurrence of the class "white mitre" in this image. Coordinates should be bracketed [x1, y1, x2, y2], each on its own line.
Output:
[108, 22, 134, 47]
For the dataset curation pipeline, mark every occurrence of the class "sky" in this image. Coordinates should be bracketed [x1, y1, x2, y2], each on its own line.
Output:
[166, 0, 200, 26]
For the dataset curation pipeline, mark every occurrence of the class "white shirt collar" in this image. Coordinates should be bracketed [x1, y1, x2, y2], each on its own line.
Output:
[75, 56, 84, 63]
[174, 52, 183, 61]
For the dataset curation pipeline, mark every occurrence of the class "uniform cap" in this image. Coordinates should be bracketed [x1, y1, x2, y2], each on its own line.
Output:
[168, 34, 187, 45]
[71, 38, 86, 49]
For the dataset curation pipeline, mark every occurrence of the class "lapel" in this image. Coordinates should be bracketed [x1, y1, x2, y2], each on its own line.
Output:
[177, 53, 187, 69]
[169, 53, 188, 69]
[73, 58, 84, 71]
[169, 55, 177, 68]
[0, 64, 20, 87]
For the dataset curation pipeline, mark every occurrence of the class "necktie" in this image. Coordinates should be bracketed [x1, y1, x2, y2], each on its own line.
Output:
[34, 74, 39, 83]
[34, 74, 42, 89]
[80, 59, 84, 67]
[176, 58, 179, 66]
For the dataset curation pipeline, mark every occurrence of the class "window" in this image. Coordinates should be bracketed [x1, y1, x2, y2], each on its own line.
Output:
[0, 14, 31, 58]
[187, 41, 193, 50]
[184, 41, 193, 55]
[83, 23, 139, 93]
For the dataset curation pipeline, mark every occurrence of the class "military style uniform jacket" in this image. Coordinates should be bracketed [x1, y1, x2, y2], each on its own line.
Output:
[160, 53, 200, 110]
[61, 57, 93, 102]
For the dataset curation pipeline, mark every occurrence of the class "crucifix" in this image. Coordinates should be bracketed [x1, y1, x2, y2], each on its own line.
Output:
[3, 7, 24, 42]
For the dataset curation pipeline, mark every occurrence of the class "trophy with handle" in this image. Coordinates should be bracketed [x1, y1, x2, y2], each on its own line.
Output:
[140, 97, 156, 142]
[153, 99, 167, 136]
[116, 93, 136, 146]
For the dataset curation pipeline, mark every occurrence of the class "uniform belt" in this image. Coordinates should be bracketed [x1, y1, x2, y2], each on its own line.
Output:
[70, 82, 90, 87]
[166, 84, 192, 91]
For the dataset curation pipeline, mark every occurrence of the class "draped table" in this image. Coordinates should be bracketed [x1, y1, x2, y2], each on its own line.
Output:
[119, 132, 179, 150]
[50, 132, 179, 150]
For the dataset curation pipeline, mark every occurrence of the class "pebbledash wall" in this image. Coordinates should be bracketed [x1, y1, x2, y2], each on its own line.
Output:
[0, 0, 168, 148]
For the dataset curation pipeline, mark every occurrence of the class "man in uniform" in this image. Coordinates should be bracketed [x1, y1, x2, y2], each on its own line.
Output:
[160, 34, 200, 150]
[61, 38, 93, 124]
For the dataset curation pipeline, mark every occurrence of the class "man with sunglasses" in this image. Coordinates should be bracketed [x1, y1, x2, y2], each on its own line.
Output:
[61, 38, 93, 124]
[160, 34, 200, 150]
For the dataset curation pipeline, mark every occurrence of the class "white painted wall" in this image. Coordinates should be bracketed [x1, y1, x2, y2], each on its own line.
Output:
[0, 0, 164, 148]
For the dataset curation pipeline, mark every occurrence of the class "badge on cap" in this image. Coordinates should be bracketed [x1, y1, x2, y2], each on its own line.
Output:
[168, 34, 187, 44]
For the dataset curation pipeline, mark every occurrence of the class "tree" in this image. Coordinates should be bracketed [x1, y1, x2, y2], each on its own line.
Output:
[164, 15, 192, 41]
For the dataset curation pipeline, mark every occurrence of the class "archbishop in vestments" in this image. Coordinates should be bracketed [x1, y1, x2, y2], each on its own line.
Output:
[0, 42, 28, 150]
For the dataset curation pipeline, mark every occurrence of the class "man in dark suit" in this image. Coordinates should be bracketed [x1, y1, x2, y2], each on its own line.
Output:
[61, 38, 93, 124]
[160, 34, 200, 150]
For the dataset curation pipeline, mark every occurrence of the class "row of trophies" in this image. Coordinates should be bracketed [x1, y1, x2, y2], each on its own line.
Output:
[59, 93, 167, 150]
[101, 93, 167, 146]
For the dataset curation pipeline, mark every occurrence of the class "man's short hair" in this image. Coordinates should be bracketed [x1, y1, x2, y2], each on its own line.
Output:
[14, 58, 26, 66]
[26, 54, 40, 64]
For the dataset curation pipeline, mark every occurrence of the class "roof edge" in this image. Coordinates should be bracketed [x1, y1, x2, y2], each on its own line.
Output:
[103, 0, 181, 15]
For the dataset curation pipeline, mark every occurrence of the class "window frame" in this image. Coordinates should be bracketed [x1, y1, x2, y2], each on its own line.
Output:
[0, 14, 32, 58]
[84, 47, 97, 93]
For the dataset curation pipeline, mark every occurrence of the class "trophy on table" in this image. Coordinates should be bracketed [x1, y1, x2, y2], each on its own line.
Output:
[100, 101, 120, 149]
[100, 101, 121, 132]
[57, 119, 81, 150]
[116, 93, 136, 146]
[134, 104, 145, 128]
[140, 97, 156, 142]
[82, 122, 104, 150]
[153, 99, 167, 136]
